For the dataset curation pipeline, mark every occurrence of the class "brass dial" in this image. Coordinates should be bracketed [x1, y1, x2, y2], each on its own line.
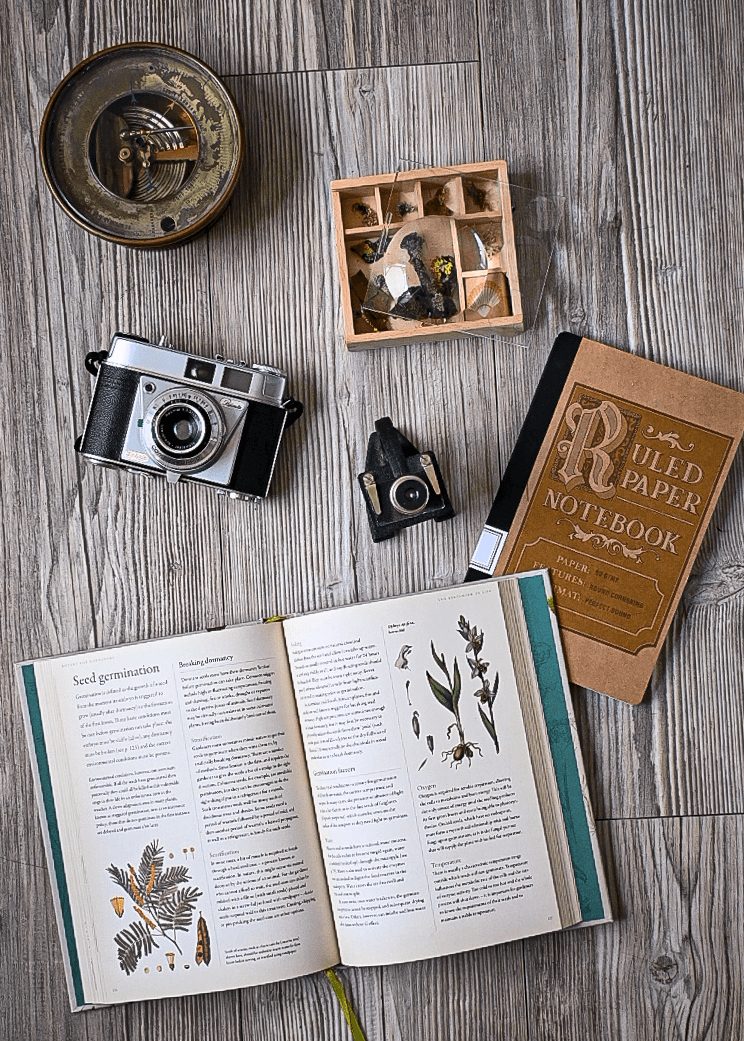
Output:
[40, 43, 244, 247]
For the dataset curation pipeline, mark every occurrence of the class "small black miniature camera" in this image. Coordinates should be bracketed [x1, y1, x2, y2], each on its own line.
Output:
[76, 333, 303, 501]
[358, 418, 455, 541]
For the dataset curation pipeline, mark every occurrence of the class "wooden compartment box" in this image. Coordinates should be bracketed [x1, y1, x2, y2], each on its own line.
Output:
[331, 161, 523, 350]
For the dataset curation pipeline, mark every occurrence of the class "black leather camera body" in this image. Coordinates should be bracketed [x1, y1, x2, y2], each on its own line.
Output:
[358, 418, 455, 541]
[76, 333, 303, 501]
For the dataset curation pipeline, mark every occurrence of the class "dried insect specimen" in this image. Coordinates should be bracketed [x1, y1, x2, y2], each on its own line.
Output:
[457, 616, 500, 752]
[464, 179, 488, 210]
[351, 236, 388, 264]
[423, 185, 452, 216]
[107, 840, 202, 975]
[426, 642, 481, 766]
[352, 201, 378, 227]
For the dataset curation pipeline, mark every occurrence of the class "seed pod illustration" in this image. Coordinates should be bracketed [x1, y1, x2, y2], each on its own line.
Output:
[134, 905, 157, 930]
[110, 896, 125, 918]
[166, 952, 176, 971]
[195, 913, 211, 966]
[427, 734, 434, 754]
[412, 711, 421, 739]
[128, 865, 144, 906]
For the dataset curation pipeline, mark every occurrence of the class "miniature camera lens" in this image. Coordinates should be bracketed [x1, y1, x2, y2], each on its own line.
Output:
[389, 475, 430, 516]
[153, 402, 210, 457]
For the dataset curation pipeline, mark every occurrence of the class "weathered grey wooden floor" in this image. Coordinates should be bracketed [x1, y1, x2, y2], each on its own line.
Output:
[2, 1, 743, 1038]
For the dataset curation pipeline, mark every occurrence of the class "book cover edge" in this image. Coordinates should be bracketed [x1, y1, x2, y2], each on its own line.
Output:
[516, 573, 607, 922]
[18, 663, 86, 1011]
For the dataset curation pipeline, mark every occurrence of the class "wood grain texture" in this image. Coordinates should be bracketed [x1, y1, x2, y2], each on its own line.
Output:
[1, 0, 743, 1037]
[209, 63, 504, 624]
[524, 817, 744, 1041]
[20, 0, 478, 75]
[477, 0, 744, 821]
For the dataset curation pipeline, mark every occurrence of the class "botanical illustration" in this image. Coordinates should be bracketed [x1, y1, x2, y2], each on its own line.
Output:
[107, 840, 203, 975]
[195, 913, 211, 965]
[426, 642, 481, 767]
[457, 615, 500, 753]
[395, 644, 412, 669]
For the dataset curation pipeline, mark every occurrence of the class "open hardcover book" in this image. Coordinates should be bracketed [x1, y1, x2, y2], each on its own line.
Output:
[19, 572, 610, 1011]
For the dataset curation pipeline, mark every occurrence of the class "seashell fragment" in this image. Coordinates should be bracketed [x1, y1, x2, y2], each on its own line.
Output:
[466, 272, 511, 319]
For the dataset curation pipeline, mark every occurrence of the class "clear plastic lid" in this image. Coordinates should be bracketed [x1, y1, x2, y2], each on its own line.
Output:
[355, 161, 563, 348]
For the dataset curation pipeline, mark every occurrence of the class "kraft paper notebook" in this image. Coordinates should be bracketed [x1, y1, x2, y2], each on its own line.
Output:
[18, 573, 610, 1011]
[467, 334, 744, 704]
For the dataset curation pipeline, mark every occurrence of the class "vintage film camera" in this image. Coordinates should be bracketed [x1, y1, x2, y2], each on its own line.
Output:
[358, 418, 455, 541]
[76, 333, 303, 500]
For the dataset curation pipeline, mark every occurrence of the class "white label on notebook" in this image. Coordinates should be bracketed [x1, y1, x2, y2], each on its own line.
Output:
[469, 525, 508, 574]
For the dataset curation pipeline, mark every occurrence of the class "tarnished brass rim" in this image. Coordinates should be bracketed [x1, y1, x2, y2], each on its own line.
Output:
[39, 42, 245, 249]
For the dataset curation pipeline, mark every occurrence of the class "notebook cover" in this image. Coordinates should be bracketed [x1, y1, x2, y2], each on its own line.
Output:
[468, 334, 744, 703]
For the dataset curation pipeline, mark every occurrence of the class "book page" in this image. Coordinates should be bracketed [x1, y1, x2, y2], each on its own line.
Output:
[283, 581, 564, 966]
[26, 623, 338, 1006]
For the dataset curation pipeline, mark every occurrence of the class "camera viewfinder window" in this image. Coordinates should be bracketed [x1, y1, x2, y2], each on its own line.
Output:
[221, 369, 253, 393]
[185, 358, 216, 383]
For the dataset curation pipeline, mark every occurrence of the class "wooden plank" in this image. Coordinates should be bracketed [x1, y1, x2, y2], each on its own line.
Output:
[381, 946, 528, 1041]
[524, 816, 744, 1040]
[477, 0, 744, 820]
[25, 0, 478, 75]
[210, 63, 505, 620]
[207, 60, 527, 1038]
[0, 9, 126, 1041]
[604, 0, 744, 818]
[0, 8, 228, 1041]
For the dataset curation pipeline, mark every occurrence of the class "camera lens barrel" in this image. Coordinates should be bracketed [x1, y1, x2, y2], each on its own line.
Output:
[142, 387, 224, 473]
[389, 474, 430, 516]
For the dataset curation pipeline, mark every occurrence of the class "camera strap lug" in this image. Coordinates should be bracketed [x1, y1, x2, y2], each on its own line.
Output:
[361, 472, 382, 515]
[419, 454, 441, 495]
[84, 350, 109, 376]
[284, 398, 304, 427]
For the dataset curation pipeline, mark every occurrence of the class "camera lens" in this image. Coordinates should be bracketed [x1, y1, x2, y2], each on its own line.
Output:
[154, 402, 209, 457]
[389, 475, 430, 516]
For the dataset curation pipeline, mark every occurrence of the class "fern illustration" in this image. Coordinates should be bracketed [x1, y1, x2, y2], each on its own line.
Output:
[114, 919, 157, 976]
[159, 887, 201, 934]
[107, 841, 202, 973]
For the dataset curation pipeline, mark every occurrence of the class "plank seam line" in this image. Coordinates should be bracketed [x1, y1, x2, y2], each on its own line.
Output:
[598, 810, 744, 823]
[222, 59, 480, 80]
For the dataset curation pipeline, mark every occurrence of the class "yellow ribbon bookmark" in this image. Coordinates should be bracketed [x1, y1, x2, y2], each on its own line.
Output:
[324, 969, 368, 1041]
